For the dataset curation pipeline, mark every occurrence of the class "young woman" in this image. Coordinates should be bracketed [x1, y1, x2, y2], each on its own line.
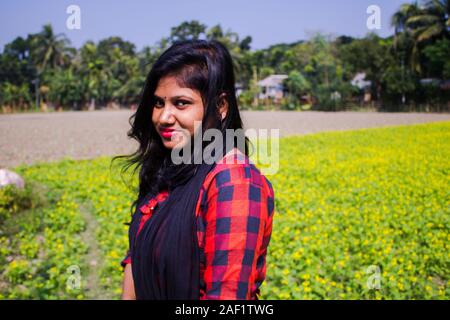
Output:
[118, 40, 275, 300]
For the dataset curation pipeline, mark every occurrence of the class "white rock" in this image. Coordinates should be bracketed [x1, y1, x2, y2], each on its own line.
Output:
[0, 169, 25, 189]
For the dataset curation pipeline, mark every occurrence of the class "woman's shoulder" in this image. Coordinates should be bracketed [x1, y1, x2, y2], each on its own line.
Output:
[197, 147, 275, 224]
[203, 147, 273, 194]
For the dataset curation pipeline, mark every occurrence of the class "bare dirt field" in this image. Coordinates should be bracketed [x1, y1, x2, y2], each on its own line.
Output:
[1, 110, 449, 169]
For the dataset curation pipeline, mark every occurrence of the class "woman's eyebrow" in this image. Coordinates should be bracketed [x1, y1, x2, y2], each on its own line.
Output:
[154, 94, 193, 100]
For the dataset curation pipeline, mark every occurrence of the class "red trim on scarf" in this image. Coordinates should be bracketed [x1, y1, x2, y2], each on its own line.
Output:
[136, 190, 169, 236]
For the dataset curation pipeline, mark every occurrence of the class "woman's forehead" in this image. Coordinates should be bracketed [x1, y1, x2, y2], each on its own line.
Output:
[155, 76, 200, 98]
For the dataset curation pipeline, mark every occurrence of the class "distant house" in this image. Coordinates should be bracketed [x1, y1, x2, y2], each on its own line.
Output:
[420, 78, 440, 86]
[351, 72, 372, 103]
[351, 72, 372, 90]
[419, 78, 450, 91]
[257, 74, 288, 102]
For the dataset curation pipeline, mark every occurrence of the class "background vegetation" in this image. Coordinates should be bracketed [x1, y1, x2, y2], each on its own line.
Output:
[1, 0, 449, 113]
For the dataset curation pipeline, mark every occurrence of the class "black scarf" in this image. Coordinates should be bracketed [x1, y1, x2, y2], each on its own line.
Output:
[131, 139, 232, 299]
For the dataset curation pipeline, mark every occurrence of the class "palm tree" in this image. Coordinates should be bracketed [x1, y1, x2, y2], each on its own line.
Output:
[392, 2, 421, 34]
[78, 41, 112, 109]
[31, 24, 71, 74]
[406, 0, 450, 42]
[391, 1, 450, 73]
[389, 0, 449, 107]
[391, 2, 422, 72]
[29, 24, 71, 109]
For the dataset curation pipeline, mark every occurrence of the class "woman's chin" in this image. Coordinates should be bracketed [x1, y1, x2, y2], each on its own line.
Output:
[162, 138, 189, 150]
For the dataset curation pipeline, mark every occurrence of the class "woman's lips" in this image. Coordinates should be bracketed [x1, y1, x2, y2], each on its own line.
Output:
[160, 128, 175, 139]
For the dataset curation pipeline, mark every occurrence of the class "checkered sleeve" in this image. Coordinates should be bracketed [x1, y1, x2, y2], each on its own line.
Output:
[201, 165, 271, 300]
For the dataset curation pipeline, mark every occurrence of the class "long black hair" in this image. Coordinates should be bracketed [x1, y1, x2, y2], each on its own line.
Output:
[112, 39, 251, 219]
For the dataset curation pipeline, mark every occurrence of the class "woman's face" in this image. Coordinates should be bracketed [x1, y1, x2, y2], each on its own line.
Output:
[152, 75, 204, 150]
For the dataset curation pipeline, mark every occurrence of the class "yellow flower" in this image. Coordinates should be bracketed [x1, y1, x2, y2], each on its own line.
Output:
[302, 273, 311, 280]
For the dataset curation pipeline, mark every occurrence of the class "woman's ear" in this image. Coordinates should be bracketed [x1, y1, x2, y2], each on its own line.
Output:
[218, 93, 228, 120]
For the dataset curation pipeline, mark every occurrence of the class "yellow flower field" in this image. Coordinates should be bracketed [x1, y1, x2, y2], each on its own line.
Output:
[0, 121, 448, 299]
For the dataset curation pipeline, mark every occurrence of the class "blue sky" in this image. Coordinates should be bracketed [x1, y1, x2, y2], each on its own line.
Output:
[0, 0, 410, 51]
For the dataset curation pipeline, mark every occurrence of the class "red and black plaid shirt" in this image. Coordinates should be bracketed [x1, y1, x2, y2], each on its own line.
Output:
[122, 149, 275, 300]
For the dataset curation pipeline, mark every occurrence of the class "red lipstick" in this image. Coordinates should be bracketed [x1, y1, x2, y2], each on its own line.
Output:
[160, 128, 175, 139]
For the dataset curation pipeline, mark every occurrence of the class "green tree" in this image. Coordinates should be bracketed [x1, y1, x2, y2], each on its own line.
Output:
[392, 2, 423, 72]
[381, 53, 418, 109]
[423, 38, 450, 78]
[406, 0, 450, 43]
[0, 82, 32, 112]
[392, 0, 450, 73]
[45, 68, 82, 110]
[0, 37, 35, 83]
[30, 24, 72, 74]
[284, 70, 311, 108]
[78, 41, 109, 109]
[170, 20, 207, 42]
[338, 33, 390, 100]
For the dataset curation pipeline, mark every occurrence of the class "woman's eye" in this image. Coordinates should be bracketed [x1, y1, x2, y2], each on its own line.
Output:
[176, 100, 190, 107]
[154, 99, 164, 108]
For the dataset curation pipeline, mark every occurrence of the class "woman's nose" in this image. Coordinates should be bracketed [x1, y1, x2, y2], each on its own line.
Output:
[159, 104, 176, 125]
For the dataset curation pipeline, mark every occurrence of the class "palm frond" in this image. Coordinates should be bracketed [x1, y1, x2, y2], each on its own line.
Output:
[406, 14, 440, 26]
[416, 24, 444, 42]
